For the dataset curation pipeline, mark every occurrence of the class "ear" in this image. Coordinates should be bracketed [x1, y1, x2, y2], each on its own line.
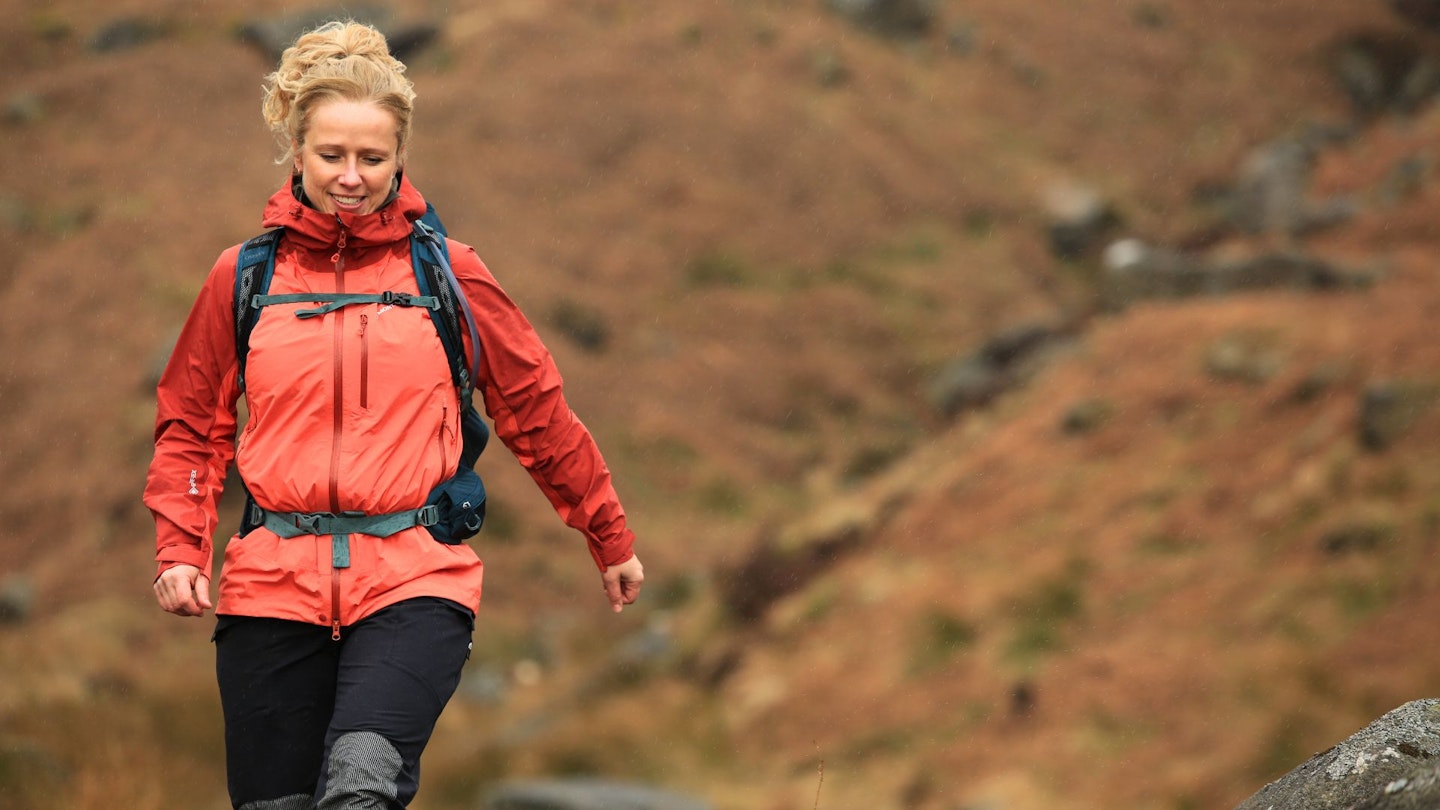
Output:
[291, 140, 303, 174]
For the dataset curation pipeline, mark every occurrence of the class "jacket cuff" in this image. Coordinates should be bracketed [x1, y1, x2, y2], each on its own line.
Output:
[154, 520, 213, 579]
[589, 529, 636, 571]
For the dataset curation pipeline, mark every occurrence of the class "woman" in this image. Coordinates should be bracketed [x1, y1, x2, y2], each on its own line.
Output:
[144, 20, 643, 809]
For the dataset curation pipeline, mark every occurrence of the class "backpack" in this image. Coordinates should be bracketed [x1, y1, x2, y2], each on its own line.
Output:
[231, 203, 489, 544]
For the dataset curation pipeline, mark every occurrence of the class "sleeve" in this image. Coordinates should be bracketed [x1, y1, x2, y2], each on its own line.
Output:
[448, 240, 636, 570]
[142, 247, 244, 579]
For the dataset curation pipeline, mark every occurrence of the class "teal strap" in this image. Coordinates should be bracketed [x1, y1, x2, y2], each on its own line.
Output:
[251, 292, 440, 319]
[260, 506, 439, 540]
[333, 534, 351, 569]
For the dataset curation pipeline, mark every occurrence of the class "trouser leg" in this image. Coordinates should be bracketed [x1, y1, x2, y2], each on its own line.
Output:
[316, 597, 474, 809]
[215, 615, 337, 809]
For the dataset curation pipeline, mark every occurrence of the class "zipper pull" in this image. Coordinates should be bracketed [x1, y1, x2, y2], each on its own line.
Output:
[331, 619, 342, 641]
[359, 313, 368, 337]
[331, 215, 348, 265]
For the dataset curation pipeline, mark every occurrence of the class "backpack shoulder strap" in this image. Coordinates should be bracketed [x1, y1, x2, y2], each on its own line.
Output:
[234, 228, 283, 393]
[411, 211, 489, 466]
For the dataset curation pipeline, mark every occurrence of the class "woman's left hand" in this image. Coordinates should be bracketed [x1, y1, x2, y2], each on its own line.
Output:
[601, 555, 645, 613]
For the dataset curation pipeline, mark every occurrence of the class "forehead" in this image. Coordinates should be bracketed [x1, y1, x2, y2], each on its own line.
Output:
[305, 100, 399, 150]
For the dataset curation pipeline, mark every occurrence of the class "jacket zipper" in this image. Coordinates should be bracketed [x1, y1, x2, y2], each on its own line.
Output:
[438, 403, 449, 467]
[329, 220, 348, 641]
[359, 314, 370, 409]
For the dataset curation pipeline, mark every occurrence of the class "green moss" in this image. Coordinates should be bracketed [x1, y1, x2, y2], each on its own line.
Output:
[910, 609, 979, 675]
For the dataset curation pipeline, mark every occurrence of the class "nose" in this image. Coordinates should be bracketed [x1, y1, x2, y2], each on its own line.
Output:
[339, 160, 361, 187]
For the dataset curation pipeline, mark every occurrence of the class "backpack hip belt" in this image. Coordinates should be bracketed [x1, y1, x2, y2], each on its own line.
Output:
[254, 505, 440, 539]
[248, 503, 443, 569]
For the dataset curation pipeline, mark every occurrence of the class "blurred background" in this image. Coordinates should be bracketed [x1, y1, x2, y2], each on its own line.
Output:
[3, 0, 1440, 807]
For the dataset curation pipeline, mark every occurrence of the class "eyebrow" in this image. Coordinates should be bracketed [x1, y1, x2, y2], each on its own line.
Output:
[310, 143, 395, 156]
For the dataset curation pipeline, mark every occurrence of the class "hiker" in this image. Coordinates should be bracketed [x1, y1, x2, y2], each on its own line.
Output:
[143, 20, 643, 809]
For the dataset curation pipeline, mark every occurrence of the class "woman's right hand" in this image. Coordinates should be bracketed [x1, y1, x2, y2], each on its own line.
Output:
[154, 564, 214, 617]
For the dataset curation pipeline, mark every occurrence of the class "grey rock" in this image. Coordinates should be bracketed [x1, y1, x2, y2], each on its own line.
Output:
[1359, 380, 1438, 452]
[1100, 240, 1375, 310]
[482, 778, 712, 810]
[1205, 333, 1285, 385]
[928, 322, 1070, 419]
[1327, 30, 1440, 117]
[237, 7, 439, 64]
[1058, 397, 1114, 435]
[1393, 0, 1440, 30]
[1230, 138, 1315, 235]
[825, 0, 937, 38]
[1234, 699, 1440, 810]
[4, 92, 44, 126]
[1044, 183, 1119, 261]
[0, 576, 33, 624]
[88, 16, 171, 53]
[1350, 758, 1440, 808]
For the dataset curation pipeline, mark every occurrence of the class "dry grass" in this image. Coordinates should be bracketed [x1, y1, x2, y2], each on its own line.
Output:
[2, 0, 1439, 808]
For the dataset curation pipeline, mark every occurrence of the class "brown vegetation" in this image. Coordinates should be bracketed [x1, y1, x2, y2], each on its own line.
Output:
[2, 1, 1439, 808]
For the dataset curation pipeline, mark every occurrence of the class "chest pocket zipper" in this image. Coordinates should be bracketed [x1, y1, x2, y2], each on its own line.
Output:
[358, 313, 370, 409]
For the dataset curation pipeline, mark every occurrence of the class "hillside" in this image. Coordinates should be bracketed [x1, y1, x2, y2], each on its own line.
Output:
[2, 0, 1439, 808]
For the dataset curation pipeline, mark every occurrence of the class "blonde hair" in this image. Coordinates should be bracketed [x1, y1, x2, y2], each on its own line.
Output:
[260, 20, 415, 166]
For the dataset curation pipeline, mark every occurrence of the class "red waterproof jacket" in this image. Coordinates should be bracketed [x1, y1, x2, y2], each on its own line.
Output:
[144, 175, 635, 629]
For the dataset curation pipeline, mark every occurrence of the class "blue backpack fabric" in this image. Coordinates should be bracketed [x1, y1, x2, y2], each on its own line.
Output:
[232, 203, 488, 544]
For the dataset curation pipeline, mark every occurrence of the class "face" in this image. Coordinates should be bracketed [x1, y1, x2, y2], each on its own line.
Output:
[293, 99, 403, 216]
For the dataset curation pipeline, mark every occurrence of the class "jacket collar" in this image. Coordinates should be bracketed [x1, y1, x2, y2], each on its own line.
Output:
[260, 172, 428, 253]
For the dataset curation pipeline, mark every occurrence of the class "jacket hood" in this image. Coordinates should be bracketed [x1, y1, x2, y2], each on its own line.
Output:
[260, 171, 428, 252]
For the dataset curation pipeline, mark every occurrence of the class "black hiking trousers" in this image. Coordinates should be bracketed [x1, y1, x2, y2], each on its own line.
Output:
[214, 597, 474, 809]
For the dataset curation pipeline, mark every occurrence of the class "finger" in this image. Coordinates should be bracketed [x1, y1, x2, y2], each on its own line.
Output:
[158, 576, 199, 616]
[622, 579, 642, 603]
[195, 574, 213, 611]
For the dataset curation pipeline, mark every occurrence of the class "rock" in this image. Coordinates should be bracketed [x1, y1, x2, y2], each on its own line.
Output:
[1231, 137, 1314, 234]
[825, 0, 938, 39]
[481, 778, 713, 810]
[0, 192, 32, 233]
[946, 22, 979, 56]
[1326, 30, 1440, 117]
[1059, 398, 1114, 435]
[88, 16, 172, 53]
[0, 576, 33, 624]
[1350, 759, 1440, 808]
[1234, 699, 1440, 810]
[928, 322, 1070, 419]
[237, 7, 440, 64]
[1226, 131, 1365, 236]
[1392, 0, 1440, 32]
[812, 46, 850, 87]
[1318, 518, 1395, 555]
[1359, 380, 1438, 451]
[1205, 332, 1285, 384]
[4, 92, 44, 126]
[1044, 183, 1119, 261]
[550, 300, 610, 353]
[1100, 241, 1375, 310]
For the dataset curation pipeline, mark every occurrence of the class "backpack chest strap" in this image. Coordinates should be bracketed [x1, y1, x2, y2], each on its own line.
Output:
[252, 291, 440, 319]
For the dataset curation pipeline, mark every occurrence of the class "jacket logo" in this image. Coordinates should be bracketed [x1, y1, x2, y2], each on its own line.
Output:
[187, 469, 200, 496]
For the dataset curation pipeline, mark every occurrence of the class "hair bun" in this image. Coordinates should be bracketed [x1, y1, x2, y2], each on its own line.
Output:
[260, 20, 416, 165]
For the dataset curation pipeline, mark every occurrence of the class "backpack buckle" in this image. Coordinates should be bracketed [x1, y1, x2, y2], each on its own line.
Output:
[416, 505, 439, 527]
[292, 513, 322, 534]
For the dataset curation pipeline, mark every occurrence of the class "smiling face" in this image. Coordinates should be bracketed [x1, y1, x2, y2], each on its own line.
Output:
[293, 99, 403, 216]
